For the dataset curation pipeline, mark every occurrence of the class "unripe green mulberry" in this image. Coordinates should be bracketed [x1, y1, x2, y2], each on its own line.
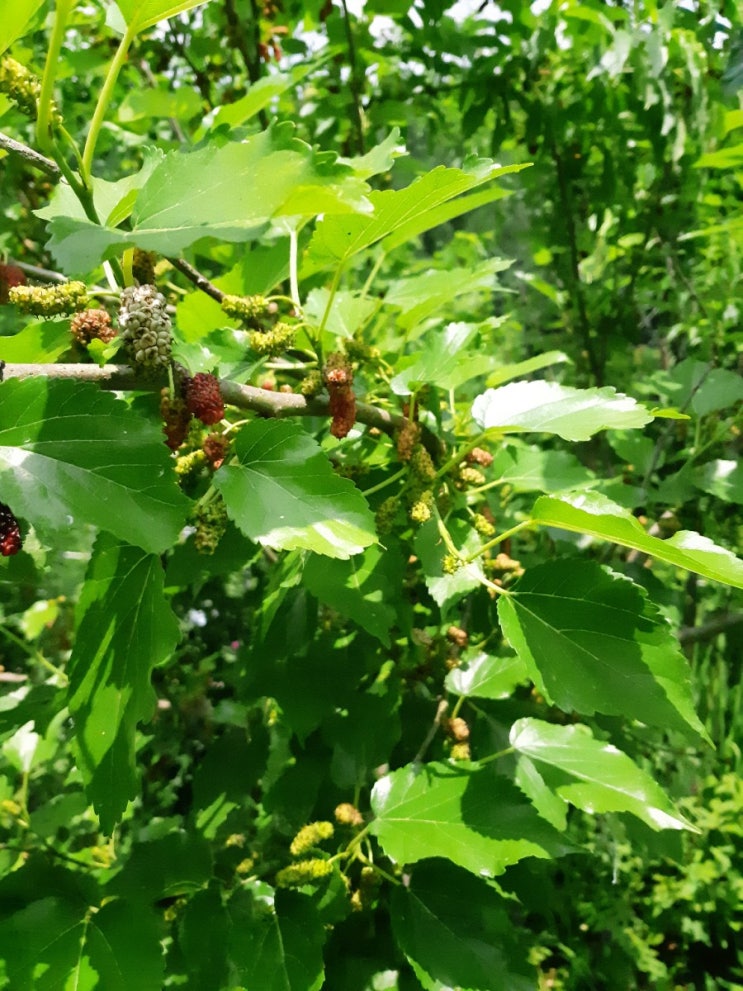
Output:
[221, 293, 269, 327]
[290, 820, 334, 857]
[193, 495, 228, 554]
[248, 322, 296, 356]
[10, 281, 88, 316]
[458, 466, 486, 487]
[300, 370, 323, 397]
[0, 56, 60, 122]
[409, 491, 433, 525]
[410, 444, 436, 484]
[442, 554, 462, 575]
[375, 496, 400, 535]
[118, 284, 172, 371]
[275, 858, 334, 888]
[472, 513, 495, 537]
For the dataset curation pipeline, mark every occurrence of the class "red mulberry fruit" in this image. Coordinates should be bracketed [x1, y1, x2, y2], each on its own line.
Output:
[160, 388, 192, 451]
[70, 308, 116, 345]
[183, 373, 225, 425]
[0, 503, 22, 556]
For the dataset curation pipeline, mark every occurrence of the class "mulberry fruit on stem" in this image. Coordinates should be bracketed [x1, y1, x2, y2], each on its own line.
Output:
[118, 284, 172, 372]
[0, 503, 22, 557]
[183, 373, 225, 426]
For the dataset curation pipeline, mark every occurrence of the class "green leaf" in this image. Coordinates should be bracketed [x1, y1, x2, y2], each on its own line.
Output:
[472, 381, 653, 440]
[497, 560, 709, 742]
[115, 0, 215, 32]
[214, 420, 376, 559]
[106, 830, 213, 903]
[67, 534, 180, 831]
[303, 543, 402, 645]
[655, 359, 743, 417]
[445, 650, 528, 700]
[0, 379, 189, 554]
[304, 288, 378, 339]
[484, 350, 570, 388]
[370, 761, 573, 878]
[46, 124, 372, 270]
[391, 860, 534, 991]
[510, 718, 697, 832]
[385, 259, 512, 331]
[178, 888, 231, 991]
[118, 85, 202, 123]
[489, 444, 595, 493]
[192, 728, 268, 839]
[0, 320, 71, 362]
[414, 519, 486, 617]
[205, 62, 329, 133]
[228, 886, 326, 991]
[694, 459, 743, 505]
[390, 321, 480, 395]
[0, 893, 163, 991]
[79, 899, 164, 990]
[324, 689, 402, 788]
[0, 0, 44, 55]
[304, 161, 528, 272]
[531, 491, 743, 589]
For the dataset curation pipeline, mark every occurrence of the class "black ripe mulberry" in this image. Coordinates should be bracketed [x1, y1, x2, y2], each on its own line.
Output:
[0, 503, 22, 557]
[183, 373, 225, 425]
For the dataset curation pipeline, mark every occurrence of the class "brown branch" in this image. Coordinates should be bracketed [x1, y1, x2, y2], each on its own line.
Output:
[679, 612, 743, 645]
[167, 257, 224, 302]
[0, 363, 409, 438]
[339, 0, 365, 154]
[0, 131, 61, 178]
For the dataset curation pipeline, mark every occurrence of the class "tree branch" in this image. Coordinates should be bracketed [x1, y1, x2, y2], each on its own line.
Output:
[0, 362, 407, 437]
[0, 131, 61, 178]
[167, 257, 224, 302]
[679, 612, 743, 645]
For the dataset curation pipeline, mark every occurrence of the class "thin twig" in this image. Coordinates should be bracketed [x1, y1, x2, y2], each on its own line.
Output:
[6, 260, 67, 283]
[339, 0, 365, 154]
[0, 132, 61, 177]
[167, 257, 224, 302]
[224, 0, 269, 130]
[679, 612, 743, 645]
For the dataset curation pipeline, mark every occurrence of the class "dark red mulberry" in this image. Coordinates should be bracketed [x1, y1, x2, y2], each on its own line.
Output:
[0, 503, 22, 556]
[183, 373, 225, 426]
[160, 388, 192, 451]
[323, 354, 356, 439]
[0, 263, 26, 304]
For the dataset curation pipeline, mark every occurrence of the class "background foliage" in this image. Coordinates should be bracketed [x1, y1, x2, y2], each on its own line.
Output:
[1, 1, 742, 988]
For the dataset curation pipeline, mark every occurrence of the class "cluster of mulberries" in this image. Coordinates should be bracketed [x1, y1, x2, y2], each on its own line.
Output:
[442, 553, 463, 575]
[0, 263, 26, 304]
[10, 281, 88, 316]
[248, 321, 296, 357]
[0, 56, 60, 121]
[472, 512, 495, 538]
[323, 353, 356, 439]
[160, 388, 192, 451]
[0, 503, 22, 557]
[457, 465, 486, 488]
[193, 496, 229, 554]
[70, 309, 116, 345]
[183, 373, 224, 425]
[118, 285, 172, 370]
[408, 490, 434, 525]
